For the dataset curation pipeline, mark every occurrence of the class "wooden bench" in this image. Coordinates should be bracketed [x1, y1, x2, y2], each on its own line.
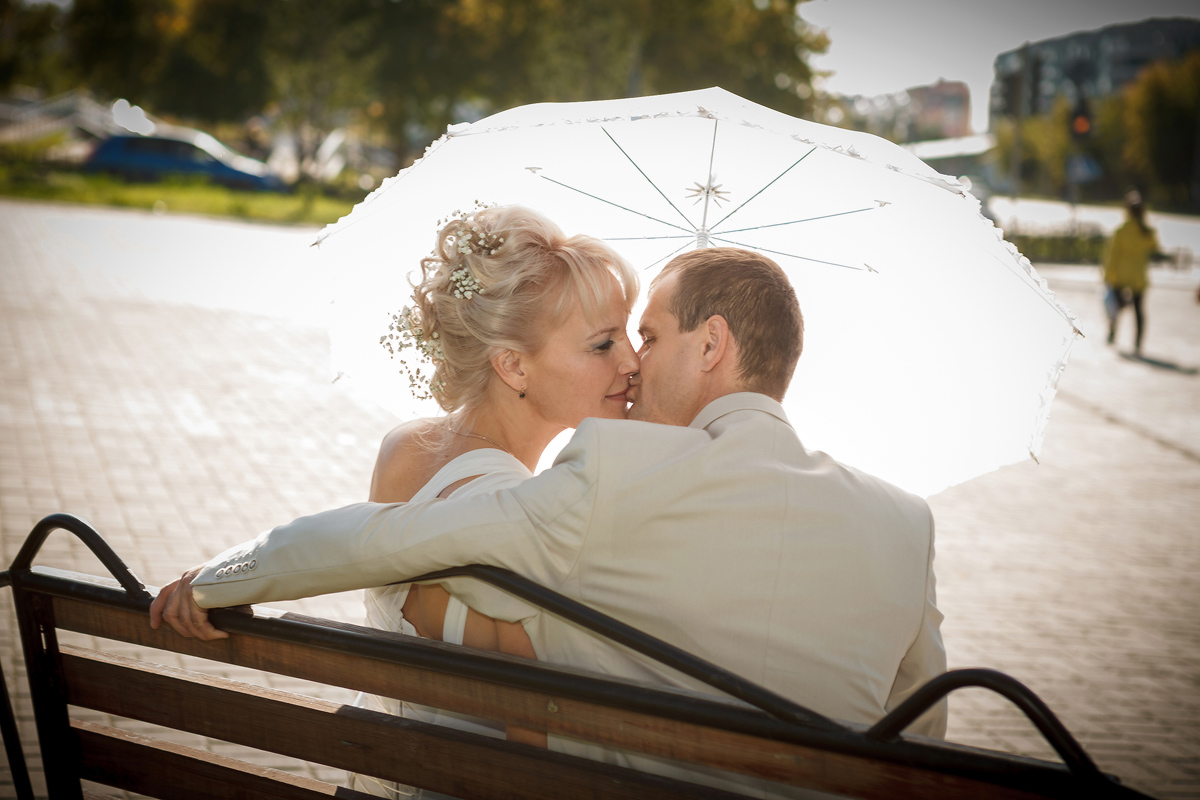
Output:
[1, 513, 1150, 799]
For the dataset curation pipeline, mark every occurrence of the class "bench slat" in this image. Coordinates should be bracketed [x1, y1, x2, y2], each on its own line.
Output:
[74, 719, 373, 800]
[63, 646, 751, 800]
[53, 594, 1053, 800]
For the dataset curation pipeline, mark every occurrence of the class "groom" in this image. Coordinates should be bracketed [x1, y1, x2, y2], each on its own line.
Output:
[153, 247, 946, 752]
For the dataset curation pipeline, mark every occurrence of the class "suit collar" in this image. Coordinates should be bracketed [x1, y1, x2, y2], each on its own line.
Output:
[688, 392, 792, 431]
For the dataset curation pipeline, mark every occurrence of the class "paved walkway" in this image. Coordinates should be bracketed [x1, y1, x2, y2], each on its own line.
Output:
[2, 199, 1198, 798]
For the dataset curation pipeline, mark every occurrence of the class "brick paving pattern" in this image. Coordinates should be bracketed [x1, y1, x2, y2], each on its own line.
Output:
[2, 200, 1198, 798]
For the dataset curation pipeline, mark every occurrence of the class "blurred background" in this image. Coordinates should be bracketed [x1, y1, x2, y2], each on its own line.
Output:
[2, 3, 1200, 798]
[0, 0, 1198, 241]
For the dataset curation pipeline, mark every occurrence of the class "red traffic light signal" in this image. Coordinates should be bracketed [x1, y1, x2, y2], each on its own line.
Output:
[1070, 97, 1092, 139]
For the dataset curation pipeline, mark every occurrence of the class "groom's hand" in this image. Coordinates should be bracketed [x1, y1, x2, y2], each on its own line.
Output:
[150, 566, 229, 640]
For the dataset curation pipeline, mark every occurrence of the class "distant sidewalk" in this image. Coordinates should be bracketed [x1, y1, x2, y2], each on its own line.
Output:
[990, 195, 1200, 256]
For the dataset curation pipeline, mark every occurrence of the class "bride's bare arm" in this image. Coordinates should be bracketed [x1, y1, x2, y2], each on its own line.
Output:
[372, 424, 546, 747]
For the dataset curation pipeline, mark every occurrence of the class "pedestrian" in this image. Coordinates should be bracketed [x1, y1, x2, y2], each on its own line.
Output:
[1103, 190, 1162, 355]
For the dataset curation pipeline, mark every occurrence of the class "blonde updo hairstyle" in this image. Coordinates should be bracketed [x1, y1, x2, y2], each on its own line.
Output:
[409, 205, 638, 413]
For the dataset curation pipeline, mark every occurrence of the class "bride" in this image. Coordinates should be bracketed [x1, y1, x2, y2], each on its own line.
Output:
[352, 204, 639, 798]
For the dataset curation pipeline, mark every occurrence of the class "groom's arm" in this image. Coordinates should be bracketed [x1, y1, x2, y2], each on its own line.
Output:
[884, 510, 948, 739]
[152, 422, 604, 637]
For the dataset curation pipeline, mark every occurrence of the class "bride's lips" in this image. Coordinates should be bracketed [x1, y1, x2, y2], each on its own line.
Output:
[606, 389, 629, 404]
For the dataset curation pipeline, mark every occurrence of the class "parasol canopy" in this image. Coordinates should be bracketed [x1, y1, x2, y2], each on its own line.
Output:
[315, 87, 1080, 497]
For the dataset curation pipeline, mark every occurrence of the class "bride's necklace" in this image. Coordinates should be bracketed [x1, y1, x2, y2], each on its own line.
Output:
[449, 427, 513, 456]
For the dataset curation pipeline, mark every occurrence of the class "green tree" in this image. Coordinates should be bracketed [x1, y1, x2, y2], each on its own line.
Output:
[1122, 52, 1200, 210]
[358, 0, 826, 162]
[993, 103, 1068, 198]
[1021, 95, 1072, 194]
[634, 0, 826, 118]
[154, 0, 271, 123]
[253, 0, 386, 176]
[1085, 92, 1136, 201]
[0, 0, 71, 95]
[64, 0, 182, 103]
[444, 0, 826, 117]
[39, 0, 828, 171]
[365, 0, 478, 157]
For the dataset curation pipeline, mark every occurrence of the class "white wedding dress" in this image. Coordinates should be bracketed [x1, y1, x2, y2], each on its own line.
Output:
[349, 448, 534, 799]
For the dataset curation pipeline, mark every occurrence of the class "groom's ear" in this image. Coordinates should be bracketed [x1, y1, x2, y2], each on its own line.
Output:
[491, 349, 527, 392]
[698, 315, 731, 373]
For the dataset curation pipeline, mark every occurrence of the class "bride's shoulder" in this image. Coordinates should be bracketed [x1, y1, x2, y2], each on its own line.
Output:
[379, 417, 443, 453]
[370, 418, 446, 502]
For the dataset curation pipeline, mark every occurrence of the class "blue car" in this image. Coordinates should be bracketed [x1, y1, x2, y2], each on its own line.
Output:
[86, 128, 285, 192]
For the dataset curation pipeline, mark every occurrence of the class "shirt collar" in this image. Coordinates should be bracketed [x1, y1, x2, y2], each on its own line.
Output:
[688, 392, 792, 431]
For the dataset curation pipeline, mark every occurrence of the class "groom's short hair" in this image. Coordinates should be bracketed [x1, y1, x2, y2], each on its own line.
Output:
[656, 248, 803, 400]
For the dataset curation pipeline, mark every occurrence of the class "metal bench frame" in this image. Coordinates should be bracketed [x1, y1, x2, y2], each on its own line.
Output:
[0, 513, 1149, 799]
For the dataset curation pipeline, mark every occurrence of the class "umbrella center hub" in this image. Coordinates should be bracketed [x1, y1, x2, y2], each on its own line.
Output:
[694, 229, 712, 248]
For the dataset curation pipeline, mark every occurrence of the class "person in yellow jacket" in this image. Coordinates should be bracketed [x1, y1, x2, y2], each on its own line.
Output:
[1103, 191, 1162, 355]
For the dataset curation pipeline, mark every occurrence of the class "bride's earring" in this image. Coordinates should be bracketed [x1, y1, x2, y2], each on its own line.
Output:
[519, 387, 526, 399]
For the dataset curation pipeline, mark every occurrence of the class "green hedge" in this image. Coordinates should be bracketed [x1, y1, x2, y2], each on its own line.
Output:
[1007, 233, 1107, 265]
[0, 158, 357, 226]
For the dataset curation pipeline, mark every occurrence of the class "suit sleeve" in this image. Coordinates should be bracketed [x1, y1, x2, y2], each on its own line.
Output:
[885, 508, 948, 739]
[192, 422, 603, 609]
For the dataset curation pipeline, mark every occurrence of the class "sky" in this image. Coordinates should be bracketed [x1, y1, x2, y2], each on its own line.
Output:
[800, 0, 1200, 134]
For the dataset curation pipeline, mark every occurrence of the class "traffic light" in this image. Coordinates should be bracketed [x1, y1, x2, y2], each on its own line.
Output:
[1070, 98, 1092, 139]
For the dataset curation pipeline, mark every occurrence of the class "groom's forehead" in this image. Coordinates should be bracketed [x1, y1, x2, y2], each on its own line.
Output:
[637, 296, 670, 334]
[640, 276, 679, 326]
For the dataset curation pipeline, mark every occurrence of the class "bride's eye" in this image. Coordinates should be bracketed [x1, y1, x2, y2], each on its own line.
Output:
[592, 339, 615, 352]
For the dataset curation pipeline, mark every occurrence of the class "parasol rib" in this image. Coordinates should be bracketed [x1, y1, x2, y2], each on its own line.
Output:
[711, 236, 868, 271]
[536, 175, 694, 235]
[710, 146, 818, 231]
[606, 235, 695, 241]
[699, 120, 720, 233]
[640, 239, 701, 272]
[602, 127, 696, 230]
[715, 206, 878, 235]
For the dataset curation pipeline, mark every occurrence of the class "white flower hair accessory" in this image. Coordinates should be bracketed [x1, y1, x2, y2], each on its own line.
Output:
[380, 306, 446, 400]
[439, 202, 504, 301]
[380, 202, 505, 400]
[449, 266, 483, 299]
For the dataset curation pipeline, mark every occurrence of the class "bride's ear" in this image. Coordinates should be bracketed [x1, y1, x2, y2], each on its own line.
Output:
[491, 349, 527, 394]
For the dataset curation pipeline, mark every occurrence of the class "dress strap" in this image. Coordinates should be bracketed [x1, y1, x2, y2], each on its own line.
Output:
[443, 595, 468, 646]
[410, 449, 531, 502]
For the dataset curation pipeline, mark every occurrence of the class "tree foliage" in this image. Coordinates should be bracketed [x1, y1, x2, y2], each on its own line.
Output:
[0, 0, 70, 95]
[1121, 52, 1200, 209]
[991, 52, 1200, 212]
[443, 0, 825, 116]
[64, 0, 180, 102]
[993, 102, 1073, 199]
[9, 0, 827, 163]
[156, 0, 271, 123]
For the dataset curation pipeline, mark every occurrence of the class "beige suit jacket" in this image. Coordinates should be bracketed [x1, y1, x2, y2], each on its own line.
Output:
[194, 393, 946, 751]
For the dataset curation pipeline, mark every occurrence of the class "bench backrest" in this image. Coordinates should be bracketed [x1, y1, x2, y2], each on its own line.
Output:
[3, 515, 1144, 800]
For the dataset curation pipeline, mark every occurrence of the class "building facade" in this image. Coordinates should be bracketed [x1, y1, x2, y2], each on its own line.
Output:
[825, 79, 970, 143]
[989, 17, 1200, 129]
